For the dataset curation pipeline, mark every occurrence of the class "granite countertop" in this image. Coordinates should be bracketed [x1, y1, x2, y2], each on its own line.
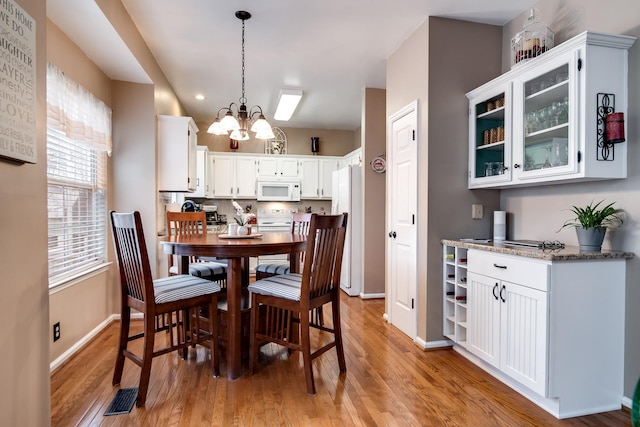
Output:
[441, 239, 635, 261]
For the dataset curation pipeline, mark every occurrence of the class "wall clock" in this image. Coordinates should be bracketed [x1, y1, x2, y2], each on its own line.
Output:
[370, 155, 386, 173]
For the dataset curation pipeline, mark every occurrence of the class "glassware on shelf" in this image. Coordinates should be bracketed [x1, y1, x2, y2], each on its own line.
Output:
[543, 147, 552, 168]
[485, 162, 494, 177]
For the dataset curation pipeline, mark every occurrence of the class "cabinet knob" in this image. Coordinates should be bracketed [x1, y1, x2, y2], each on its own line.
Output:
[513, 164, 521, 169]
[493, 283, 499, 300]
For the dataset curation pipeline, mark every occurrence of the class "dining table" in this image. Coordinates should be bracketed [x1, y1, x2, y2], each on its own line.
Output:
[159, 231, 307, 379]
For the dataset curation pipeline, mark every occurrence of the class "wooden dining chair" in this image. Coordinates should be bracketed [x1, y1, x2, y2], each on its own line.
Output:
[167, 211, 227, 287]
[110, 211, 221, 407]
[248, 213, 348, 395]
[254, 212, 312, 280]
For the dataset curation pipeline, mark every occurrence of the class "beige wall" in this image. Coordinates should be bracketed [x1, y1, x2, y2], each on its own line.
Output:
[361, 88, 386, 294]
[386, 18, 502, 341]
[47, 0, 187, 370]
[499, 0, 640, 400]
[46, 18, 118, 366]
[196, 123, 357, 156]
[386, 18, 430, 336]
[0, 1, 49, 425]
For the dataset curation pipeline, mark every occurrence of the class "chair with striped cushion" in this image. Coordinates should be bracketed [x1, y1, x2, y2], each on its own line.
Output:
[249, 213, 348, 395]
[167, 211, 227, 286]
[254, 212, 312, 280]
[110, 211, 221, 407]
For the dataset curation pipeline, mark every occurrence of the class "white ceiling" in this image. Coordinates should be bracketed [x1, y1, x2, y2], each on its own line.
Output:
[47, 0, 536, 131]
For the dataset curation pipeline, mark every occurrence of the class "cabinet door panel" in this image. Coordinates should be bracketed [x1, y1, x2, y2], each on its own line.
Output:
[235, 157, 257, 198]
[467, 272, 500, 368]
[320, 159, 338, 199]
[500, 281, 548, 396]
[212, 155, 234, 198]
[300, 159, 320, 198]
[512, 51, 578, 181]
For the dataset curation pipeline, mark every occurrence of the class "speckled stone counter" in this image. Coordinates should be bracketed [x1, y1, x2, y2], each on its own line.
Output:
[441, 239, 634, 261]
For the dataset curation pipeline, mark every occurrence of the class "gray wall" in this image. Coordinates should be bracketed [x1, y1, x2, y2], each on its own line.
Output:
[426, 17, 502, 341]
[500, 0, 640, 399]
[387, 17, 503, 340]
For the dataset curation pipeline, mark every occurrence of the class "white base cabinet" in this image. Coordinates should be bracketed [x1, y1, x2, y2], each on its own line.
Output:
[443, 245, 468, 348]
[444, 244, 627, 418]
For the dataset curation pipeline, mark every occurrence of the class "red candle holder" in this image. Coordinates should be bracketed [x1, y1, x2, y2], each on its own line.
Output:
[605, 112, 625, 143]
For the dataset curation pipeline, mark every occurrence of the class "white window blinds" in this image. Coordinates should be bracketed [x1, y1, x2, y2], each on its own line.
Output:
[46, 63, 111, 286]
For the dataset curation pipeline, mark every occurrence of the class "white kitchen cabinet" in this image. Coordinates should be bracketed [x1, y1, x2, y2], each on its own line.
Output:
[256, 156, 299, 179]
[341, 148, 362, 168]
[467, 254, 548, 396]
[467, 31, 635, 189]
[210, 154, 257, 199]
[192, 146, 210, 198]
[300, 157, 339, 199]
[442, 245, 468, 348]
[157, 115, 198, 192]
[445, 245, 629, 418]
[300, 158, 319, 199]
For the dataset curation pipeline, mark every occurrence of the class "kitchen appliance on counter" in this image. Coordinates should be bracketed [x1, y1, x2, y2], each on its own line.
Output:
[332, 165, 362, 296]
[181, 200, 200, 212]
[202, 205, 227, 231]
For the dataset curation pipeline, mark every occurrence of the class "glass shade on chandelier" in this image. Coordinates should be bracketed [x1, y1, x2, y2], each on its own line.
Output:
[206, 10, 275, 141]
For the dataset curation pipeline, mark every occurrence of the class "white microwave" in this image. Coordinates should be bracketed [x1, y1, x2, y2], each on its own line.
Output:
[257, 179, 301, 202]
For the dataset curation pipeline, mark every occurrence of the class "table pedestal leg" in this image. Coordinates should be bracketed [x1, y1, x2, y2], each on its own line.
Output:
[226, 257, 243, 379]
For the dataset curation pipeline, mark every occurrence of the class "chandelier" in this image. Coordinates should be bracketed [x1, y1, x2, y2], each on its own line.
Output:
[207, 11, 275, 141]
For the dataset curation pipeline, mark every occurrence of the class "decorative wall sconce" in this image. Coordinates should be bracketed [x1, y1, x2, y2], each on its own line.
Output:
[606, 112, 625, 143]
[597, 93, 625, 161]
[311, 137, 319, 154]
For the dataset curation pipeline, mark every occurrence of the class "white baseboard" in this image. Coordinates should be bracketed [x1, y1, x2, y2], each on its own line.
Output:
[49, 312, 142, 373]
[360, 292, 385, 299]
[414, 337, 452, 350]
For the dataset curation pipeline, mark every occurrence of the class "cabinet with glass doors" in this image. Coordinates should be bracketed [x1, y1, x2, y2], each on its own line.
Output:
[467, 31, 635, 189]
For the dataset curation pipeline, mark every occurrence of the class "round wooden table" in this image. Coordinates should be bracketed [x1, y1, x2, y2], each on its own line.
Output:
[160, 232, 306, 379]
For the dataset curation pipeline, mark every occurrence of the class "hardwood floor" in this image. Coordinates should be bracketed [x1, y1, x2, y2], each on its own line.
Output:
[51, 294, 632, 426]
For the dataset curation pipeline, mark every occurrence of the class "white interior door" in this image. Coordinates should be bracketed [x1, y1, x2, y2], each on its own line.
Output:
[387, 102, 417, 339]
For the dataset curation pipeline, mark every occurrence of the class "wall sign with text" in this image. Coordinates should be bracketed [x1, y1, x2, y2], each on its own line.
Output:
[0, 0, 36, 164]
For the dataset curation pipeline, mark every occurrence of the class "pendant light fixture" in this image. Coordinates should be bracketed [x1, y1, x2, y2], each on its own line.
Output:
[207, 11, 275, 141]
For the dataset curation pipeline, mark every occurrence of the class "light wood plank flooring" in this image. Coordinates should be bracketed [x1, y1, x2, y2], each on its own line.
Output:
[51, 294, 631, 426]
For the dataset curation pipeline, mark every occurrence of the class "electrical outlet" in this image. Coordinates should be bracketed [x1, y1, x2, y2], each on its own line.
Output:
[53, 322, 61, 342]
[472, 204, 484, 220]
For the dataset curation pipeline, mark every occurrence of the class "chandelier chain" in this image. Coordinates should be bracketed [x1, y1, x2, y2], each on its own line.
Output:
[240, 18, 246, 105]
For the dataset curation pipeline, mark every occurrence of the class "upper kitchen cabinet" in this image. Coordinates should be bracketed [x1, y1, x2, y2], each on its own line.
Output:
[256, 156, 300, 179]
[158, 115, 198, 192]
[192, 146, 210, 198]
[210, 154, 257, 199]
[300, 157, 340, 199]
[467, 31, 635, 189]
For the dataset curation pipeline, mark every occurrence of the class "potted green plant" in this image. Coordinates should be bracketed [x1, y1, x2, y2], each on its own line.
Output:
[559, 200, 623, 251]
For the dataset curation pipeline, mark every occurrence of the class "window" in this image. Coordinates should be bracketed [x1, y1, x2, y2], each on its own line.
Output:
[46, 63, 112, 287]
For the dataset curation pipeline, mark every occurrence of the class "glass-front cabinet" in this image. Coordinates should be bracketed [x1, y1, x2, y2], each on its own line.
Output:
[468, 83, 511, 187]
[514, 56, 576, 180]
[466, 31, 635, 189]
